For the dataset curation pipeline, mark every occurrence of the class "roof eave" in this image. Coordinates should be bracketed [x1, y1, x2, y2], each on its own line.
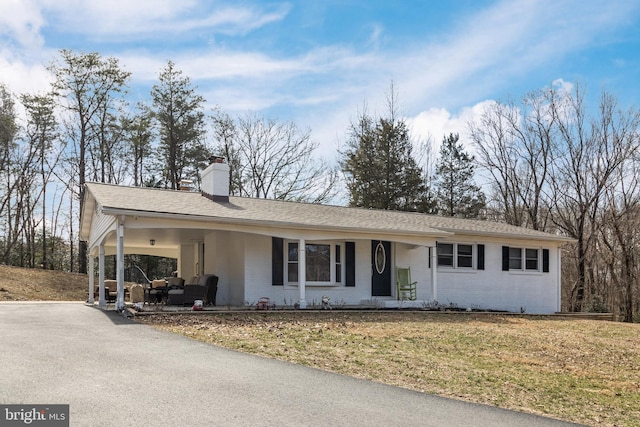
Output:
[100, 207, 452, 239]
[435, 228, 576, 244]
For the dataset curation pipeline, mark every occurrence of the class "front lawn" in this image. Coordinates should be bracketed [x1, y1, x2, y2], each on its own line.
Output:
[138, 311, 640, 427]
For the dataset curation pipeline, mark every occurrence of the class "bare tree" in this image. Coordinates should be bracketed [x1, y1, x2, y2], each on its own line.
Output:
[470, 82, 640, 314]
[20, 92, 61, 268]
[469, 89, 554, 230]
[598, 157, 640, 321]
[0, 84, 21, 264]
[548, 86, 640, 312]
[212, 111, 339, 203]
[48, 50, 130, 273]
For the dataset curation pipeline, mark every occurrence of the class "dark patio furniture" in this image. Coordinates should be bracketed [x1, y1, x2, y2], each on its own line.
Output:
[165, 277, 186, 305]
[146, 279, 168, 304]
[104, 279, 129, 302]
[166, 274, 218, 306]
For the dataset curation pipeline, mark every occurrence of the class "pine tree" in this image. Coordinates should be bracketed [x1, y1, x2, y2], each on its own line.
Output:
[433, 133, 485, 218]
[341, 106, 430, 212]
[151, 60, 208, 190]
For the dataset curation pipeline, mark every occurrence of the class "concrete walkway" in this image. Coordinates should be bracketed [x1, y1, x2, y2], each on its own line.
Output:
[0, 302, 582, 426]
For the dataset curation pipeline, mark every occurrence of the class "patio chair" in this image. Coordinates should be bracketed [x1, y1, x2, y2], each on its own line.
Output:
[104, 280, 117, 302]
[396, 266, 417, 301]
[165, 277, 186, 305]
[146, 279, 168, 304]
[166, 275, 218, 306]
[204, 274, 218, 306]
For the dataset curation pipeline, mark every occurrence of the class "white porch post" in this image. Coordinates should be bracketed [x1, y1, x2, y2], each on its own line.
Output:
[430, 246, 438, 302]
[88, 252, 95, 304]
[298, 238, 307, 309]
[98, 244, 106, 307]
[556, 247, 562, 313]
[116, 219, 125, 311]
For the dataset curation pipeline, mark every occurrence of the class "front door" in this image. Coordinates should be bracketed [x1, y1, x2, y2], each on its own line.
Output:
[371, 240, 391, 296]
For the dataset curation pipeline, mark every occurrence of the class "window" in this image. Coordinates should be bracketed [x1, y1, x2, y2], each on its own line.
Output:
[306, 244, 331, 282]
[335, 245, 342, 282]
[285, 241, 343, 285]
[436, 242, 482, 269]
[525, 248, 539, 270]
[288, 242, 298, 282]
[437, 243, 454, 266]
[503, 246, 544, 272]
[457, 244, 473, 268]
[509, 247, 522, 270]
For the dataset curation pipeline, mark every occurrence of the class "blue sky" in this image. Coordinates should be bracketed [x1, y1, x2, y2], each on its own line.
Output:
[2, 0, 640, 161]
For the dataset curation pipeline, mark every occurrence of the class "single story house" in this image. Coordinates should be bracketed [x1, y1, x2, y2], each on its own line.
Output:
[80, 159, 573, 313]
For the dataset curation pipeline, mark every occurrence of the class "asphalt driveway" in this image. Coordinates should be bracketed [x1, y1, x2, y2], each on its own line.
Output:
[0, 303, 582, 426]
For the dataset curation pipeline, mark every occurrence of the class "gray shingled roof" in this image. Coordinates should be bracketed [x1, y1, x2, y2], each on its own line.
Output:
[84, 182, 572, 242]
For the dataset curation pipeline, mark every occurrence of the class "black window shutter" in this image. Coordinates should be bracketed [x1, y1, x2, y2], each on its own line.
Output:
[428, 246, 432, 269]
[542, 249, 550, 273]
[272, 237, 284, 285]
[345, 242, 355, 287]
[477, 244, 485, 270]
[502, 246, 510, 271]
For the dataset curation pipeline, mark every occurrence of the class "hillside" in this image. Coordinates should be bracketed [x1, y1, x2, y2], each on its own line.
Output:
[0, 265, 89, 301]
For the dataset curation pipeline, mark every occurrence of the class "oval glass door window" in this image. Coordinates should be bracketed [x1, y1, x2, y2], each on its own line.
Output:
[375, 242, 386, 274]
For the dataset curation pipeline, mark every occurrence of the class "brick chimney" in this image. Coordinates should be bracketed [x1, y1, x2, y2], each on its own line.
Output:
[201, 156, 230, 202]
[179, 179, 193, 191]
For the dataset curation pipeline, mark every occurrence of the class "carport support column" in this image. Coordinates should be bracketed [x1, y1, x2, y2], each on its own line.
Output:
[430, 246, 438, 302]
[298, 238, 307, 309]
[556, 247, 562, 312]
[98, 244, 106, 307]
[115, 219, 125, 311]
[88, 253, 94, 304]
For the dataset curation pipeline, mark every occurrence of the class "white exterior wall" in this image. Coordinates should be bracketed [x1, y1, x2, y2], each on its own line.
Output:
[435, 240, 560, 314]
[243, 234, 271, 305]
[394, 244, 432, 300]
[203, 231, 245, 306]
[179, 244, 196, 279]
[239, 237, 377, 307]
[193, 231, 561, 314]
[226, 233, 246, 306]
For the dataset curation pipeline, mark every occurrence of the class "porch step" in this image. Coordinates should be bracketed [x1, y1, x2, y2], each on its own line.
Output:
[359, 298, 428, 309]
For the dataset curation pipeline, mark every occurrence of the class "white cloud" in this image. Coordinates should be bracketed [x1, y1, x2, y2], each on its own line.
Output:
[368, 23, 384, 49]
[0, 0, 45, 48]
[406, 100, 497, 155]
[0, 48, 53, 95]
[389, 0, 640, 115]
[552, 78, 574, 95]
[39, 0, 291, 39]
[1, 0, 638, 166]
